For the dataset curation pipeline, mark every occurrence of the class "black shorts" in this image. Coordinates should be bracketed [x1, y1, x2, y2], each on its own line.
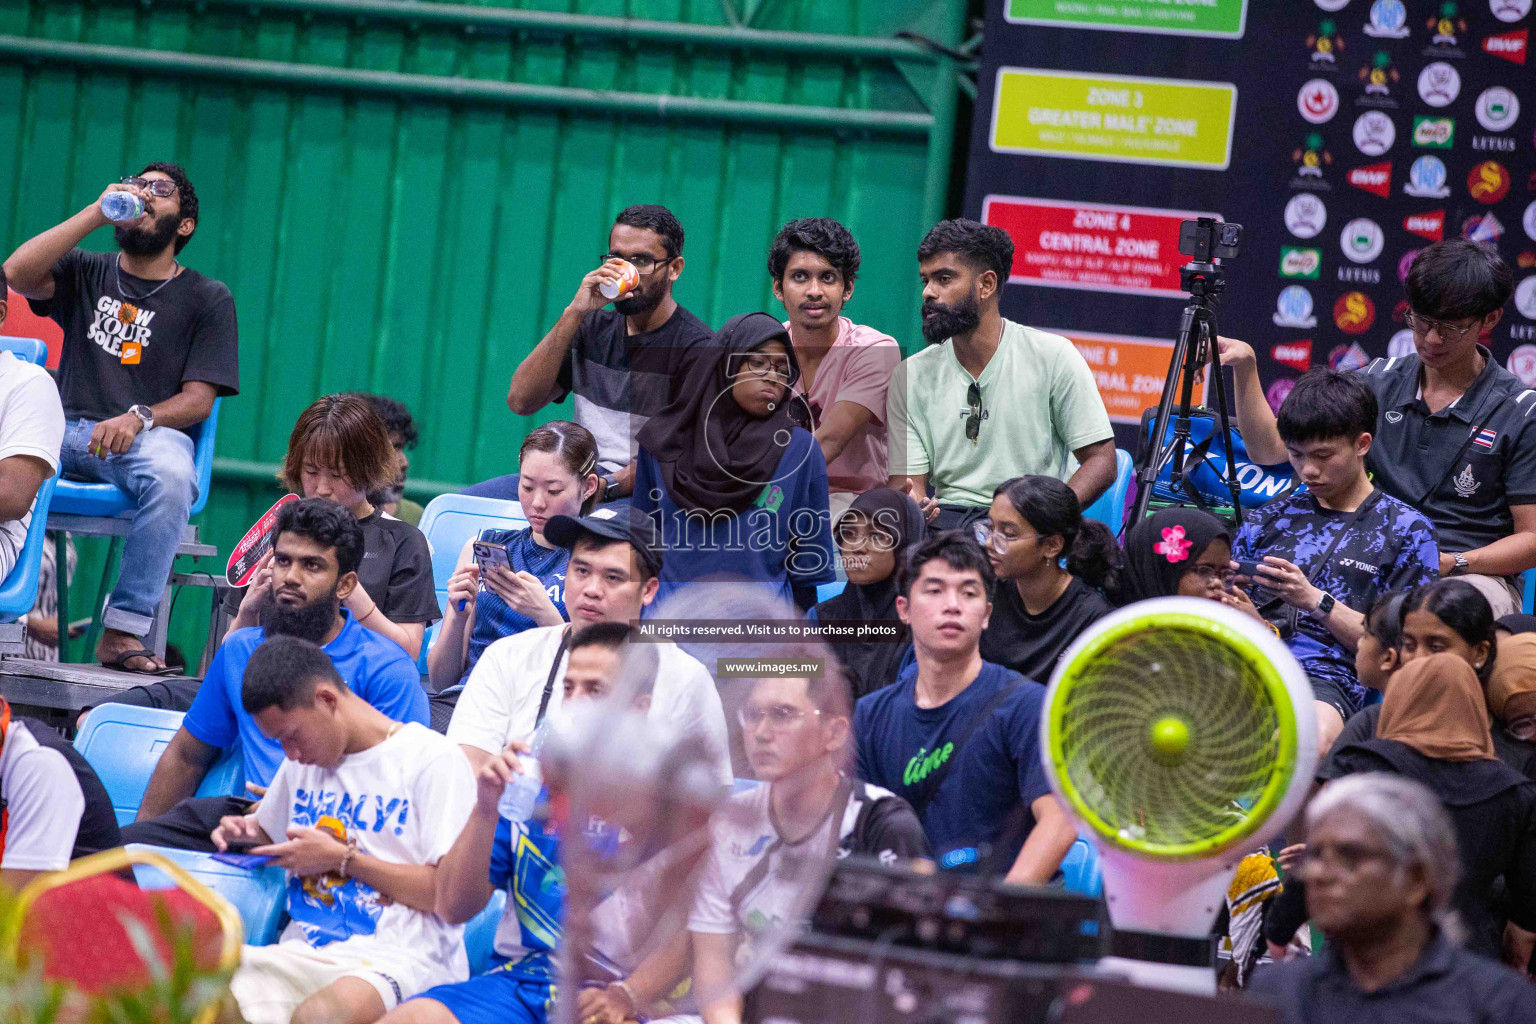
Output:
[1307, 674, 1354, 723]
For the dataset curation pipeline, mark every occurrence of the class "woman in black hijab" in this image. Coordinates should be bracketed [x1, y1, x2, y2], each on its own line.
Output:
[634, 312, 836, 610]
[1117, 507, 1242, 605]
[810, 488, 925, 699]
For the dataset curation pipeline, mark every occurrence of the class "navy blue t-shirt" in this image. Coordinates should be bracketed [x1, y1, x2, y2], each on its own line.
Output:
[853, 661, 1049, 871]
[460, 527, 569, 687]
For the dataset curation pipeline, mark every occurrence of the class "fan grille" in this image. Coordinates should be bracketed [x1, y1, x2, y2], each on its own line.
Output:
[1050, 613, 1297, 859]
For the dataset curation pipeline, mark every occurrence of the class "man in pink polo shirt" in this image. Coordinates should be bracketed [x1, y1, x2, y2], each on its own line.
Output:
[770, 217, 903, 520]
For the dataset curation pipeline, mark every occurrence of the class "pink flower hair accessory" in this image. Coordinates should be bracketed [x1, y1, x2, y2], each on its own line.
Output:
[1154, 525, 1192, 564]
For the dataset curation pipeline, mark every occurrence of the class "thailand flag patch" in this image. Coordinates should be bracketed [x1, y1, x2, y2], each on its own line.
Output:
[1473, 428, 1497, 450]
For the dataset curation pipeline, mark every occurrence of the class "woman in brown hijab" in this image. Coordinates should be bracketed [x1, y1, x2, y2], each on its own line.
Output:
[1488, 633, 1536, 781]
[1321, 653, 1536, 960]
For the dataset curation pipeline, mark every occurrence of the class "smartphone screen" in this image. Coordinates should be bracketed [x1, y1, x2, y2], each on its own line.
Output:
[1234, 560, 1261, 577]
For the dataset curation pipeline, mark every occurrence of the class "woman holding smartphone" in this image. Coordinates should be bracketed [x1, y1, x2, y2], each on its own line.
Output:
[427, 421, 601, 695]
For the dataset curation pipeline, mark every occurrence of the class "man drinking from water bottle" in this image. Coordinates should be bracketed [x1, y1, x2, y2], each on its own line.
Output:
[3, 164, 239, 674]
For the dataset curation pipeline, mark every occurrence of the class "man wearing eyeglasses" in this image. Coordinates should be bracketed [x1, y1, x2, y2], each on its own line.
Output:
[479, 205, 714, 505]
[886, 219, 1116, 533]
[1222, 239, 1531, 617]
[2, 164, 238, 674]
[573, 666, 929, 1024]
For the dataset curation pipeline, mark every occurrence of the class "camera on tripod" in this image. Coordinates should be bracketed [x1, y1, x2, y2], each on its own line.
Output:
[1130, 216, 1247, 527]
[1177, 217, 1241, 264]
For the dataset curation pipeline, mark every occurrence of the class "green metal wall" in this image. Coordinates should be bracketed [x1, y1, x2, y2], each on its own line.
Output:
[0, 0, 964, 665]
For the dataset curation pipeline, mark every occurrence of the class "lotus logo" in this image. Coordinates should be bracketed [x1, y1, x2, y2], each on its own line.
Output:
[1298, 79, 1340, 124]
[1342, 218, 1385, 263]
[1469, 161, 1511, 204]
[1275, 286, 1318, 328]
[1405, 155, 1451, 197]
[1285, 193, 1328, 239]
[1417, 62, 1461, 107]
[1388, 330, 1416, 359]
[1353, 111, 1396, 155]
[1365, 0, 1410, 37]
[1475, 87, 1520, 132]
[1524, 199, 1536, 245]
[1334, 292, 1376, 335]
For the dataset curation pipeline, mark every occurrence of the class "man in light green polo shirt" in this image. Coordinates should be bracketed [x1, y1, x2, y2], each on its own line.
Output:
[886, 219, 1116, 533]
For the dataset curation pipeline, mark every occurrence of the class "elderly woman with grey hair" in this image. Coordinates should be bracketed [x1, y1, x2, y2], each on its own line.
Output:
[1248, 773, 1536, 1022]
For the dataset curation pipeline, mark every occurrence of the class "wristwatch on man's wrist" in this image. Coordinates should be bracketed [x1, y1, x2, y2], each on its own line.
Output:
[1450, 552, 1470, 577]
[128, 404, 155, 432]
[1311, 592, 1336, 620]
[601, 474, 622, 503]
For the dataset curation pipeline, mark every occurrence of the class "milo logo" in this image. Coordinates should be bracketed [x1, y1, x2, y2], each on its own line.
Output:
[904, 743, 954, 786]
[1412, 116, 1454, 149]
[1279, 247, 1321, 279]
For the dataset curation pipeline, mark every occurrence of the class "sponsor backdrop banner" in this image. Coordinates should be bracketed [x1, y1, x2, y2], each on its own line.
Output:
[965, 0, 1536, 442]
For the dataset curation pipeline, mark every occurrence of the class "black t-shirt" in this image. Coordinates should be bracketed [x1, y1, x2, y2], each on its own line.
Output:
[28, 249, 240, 426]
[979, 576, 1111, 683]
[356, 510, 440, 625]
[554, 306, 715, 474]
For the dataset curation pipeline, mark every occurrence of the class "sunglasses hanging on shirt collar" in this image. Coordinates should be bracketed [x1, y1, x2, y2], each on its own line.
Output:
[966, 381, 984, 444]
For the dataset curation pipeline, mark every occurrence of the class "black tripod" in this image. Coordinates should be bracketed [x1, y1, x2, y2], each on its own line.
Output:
[1131, 259, 1245, 528]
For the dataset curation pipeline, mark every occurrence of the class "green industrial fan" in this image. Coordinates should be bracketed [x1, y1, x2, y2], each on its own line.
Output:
[1042, 597, 1318, 991]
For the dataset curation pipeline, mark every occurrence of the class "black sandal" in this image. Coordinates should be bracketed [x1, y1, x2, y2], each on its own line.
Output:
[100, 648, 181, 676]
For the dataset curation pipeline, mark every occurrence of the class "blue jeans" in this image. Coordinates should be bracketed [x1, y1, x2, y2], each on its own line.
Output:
[59, 418, 198, 637]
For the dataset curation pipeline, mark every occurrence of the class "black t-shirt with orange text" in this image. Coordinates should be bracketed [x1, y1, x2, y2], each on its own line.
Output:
[28, 248, 239, 429]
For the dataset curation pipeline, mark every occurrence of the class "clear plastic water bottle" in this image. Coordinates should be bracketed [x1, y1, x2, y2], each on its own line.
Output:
[497, 723, 546, 821]
[100, 191, 144, 222]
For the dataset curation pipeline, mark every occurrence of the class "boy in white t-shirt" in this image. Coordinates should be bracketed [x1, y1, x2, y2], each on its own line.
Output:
[213, 635, 475, 1024]
[0, 268, 65, 581]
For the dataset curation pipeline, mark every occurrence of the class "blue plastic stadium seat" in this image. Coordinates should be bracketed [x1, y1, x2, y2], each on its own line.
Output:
[465, 888, 508, 975]
[815, 581, 845, 605]
[1082, 449, 1133, 534]
[49, 397, 221, 519]
[1523, 570, 1534, 615]
[418, 494, 530, 614]
[128, 843, 288, 945]
[75, 704, 245, 826]
[0, 335, 49, 366]
[0, 474, 57, 622]
[1060, 837, 1103, 898]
